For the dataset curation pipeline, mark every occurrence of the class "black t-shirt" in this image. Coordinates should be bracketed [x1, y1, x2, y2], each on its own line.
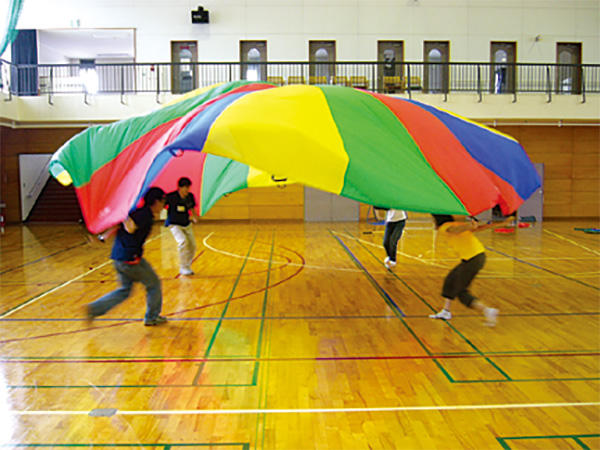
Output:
[110, 206, 154, 261]
[165, 191, 196, 226]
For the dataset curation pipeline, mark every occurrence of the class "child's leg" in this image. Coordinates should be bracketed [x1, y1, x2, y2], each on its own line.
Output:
[382, 222, 393, 259]
[388, 219, 406, 263]
[429, 262, 463, 320]
[454, 253, 498, 325]
[430, 253, 485, 320]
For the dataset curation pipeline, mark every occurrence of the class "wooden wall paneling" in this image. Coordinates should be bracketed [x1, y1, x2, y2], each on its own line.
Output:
[572, 179, 600, 192]
[2, 125, 599, 222]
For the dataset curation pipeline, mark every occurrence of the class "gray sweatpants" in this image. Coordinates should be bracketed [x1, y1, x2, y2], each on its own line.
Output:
[169, 224, 197, 272]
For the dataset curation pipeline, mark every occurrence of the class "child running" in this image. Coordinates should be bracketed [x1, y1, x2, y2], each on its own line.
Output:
[382, 209, 407, 269]
[429, 214, 512, 326]
[165, 177, 199, 276]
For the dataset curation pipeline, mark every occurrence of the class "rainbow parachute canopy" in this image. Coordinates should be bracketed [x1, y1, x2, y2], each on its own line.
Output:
[50, 81, 541, 233]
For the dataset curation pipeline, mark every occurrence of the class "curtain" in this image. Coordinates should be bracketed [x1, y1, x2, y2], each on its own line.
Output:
[0, 0, 24, 58]
[11, 29, 37, 95]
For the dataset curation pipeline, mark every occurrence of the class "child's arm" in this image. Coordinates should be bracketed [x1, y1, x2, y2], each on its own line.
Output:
[98, 216, 137, 242]
[98, 225, 119, 242]
[191, 208, 200, 224]
[445, 221, 478, 234]
[473, 217, 514, 232]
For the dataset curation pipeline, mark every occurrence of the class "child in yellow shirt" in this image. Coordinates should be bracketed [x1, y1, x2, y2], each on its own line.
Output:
[429, 214, 512, 326]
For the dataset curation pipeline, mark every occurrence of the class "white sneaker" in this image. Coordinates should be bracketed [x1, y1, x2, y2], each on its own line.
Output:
[180, 268, 194, 276]
[429, 309, 452, 320]
[484, 308, 498, 327]
[384, 257, 397, 269]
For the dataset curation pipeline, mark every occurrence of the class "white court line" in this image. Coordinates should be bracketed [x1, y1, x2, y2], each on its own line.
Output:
[9, 401, 599, 416]
[333, 231, 447, 269]
[202, 232, 362, 272]
[0, 260, 113, 319]
[0, 233, 164, 319]
[543, 229, 600, 257]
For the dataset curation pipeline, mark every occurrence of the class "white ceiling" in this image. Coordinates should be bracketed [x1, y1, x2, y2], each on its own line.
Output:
[38, 29, 135, 62]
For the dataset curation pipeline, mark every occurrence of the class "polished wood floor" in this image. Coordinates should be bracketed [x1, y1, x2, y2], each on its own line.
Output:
[0, 218, 598, 449]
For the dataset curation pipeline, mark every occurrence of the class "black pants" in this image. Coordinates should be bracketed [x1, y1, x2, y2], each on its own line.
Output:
[442, 253, 486, 307]
[383, 219, 406, 262]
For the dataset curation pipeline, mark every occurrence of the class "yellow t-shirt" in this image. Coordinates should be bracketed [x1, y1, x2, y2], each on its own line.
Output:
[438, 222, 485, 261]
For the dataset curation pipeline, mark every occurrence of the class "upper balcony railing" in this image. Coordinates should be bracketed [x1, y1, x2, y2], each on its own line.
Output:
[1, 59, 598, 103]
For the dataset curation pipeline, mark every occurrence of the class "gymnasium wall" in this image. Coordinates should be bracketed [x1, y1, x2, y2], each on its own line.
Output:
[10, 0, 600, 63]
[0, 126, 82, 223]
[1, 124, 598, 223]
[498, 124, 600, 218]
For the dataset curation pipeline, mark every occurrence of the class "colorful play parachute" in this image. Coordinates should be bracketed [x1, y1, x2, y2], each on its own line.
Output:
[50, 80, 540, 233]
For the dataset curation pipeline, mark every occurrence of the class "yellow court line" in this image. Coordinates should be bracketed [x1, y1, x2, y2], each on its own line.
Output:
[543, 229, 600, 257]
[9, 401, 600, 416]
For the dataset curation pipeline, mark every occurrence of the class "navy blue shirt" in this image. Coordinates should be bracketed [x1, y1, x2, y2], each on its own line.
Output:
[165, 191, 196, 226]
[110, 206, 154, 261]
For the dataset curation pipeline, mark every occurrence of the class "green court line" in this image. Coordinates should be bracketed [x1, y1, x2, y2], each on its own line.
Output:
[255, 235, 275, 450]
[330, 230, 454, 383]
[455, 377, 600, 383]
[12, 375, 598, 389]
[497, 433, 600, 450]
[252, 232, 275, 385]
[573, 437, 590, 450]
[342, 228, 513, 382]
[192, 231, 258, 386]
[486, 246, 600, 291]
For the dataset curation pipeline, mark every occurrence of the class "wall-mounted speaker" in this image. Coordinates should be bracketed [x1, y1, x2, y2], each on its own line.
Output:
[191, 6, 209, 24]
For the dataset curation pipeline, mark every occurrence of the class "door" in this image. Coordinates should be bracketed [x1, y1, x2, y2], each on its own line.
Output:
[171, 41, 198, 94]
[490, 42, 516, 94]
[423, 41, 449, 93]
[518, 163, 544, 222]
[556, 43, 582, 94]
[309, 41, 336, 83]
[304, 187, 358, 222]
[378, 41, 404, 92]
[240, 41, 267, 81]
[19, 154, 52, 221]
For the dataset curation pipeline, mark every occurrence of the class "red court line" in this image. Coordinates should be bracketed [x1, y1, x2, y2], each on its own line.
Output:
[0, 244, 305, 346]
[174, 250, 205, 279]
[1, 352, 598, 364]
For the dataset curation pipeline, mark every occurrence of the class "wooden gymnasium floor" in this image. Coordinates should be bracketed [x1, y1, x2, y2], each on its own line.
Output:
[0, 217, 598, 449]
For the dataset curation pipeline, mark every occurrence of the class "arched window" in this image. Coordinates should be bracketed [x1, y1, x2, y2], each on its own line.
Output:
[246, 47, 261, 81]
[494, 49, 508, 93]
[494, 49, 507, 64]
[558, 50, 573, 92]
[428, 48, 442, 92]
[315, 48, 329, 78]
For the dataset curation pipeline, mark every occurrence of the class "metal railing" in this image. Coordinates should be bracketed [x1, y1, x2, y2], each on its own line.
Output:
[1, 59, 598, 102]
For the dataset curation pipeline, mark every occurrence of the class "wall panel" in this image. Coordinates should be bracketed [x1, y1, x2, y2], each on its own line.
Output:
[1, 125, 598, 224]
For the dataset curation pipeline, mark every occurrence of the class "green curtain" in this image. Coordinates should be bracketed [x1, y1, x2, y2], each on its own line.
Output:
[0, 0, 24, 58]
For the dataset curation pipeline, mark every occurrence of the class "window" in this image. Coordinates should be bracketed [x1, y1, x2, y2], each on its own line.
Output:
[171, 41, 198, 94]
[240, 41, 267, 82]
[378, 41, 404, 93]
[79, 59, 98, 94]
[556, 42, 582, 94]
[423, 41, 449, 93]
[309, 41, 336, 83]
[490, 42, 516, 94]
